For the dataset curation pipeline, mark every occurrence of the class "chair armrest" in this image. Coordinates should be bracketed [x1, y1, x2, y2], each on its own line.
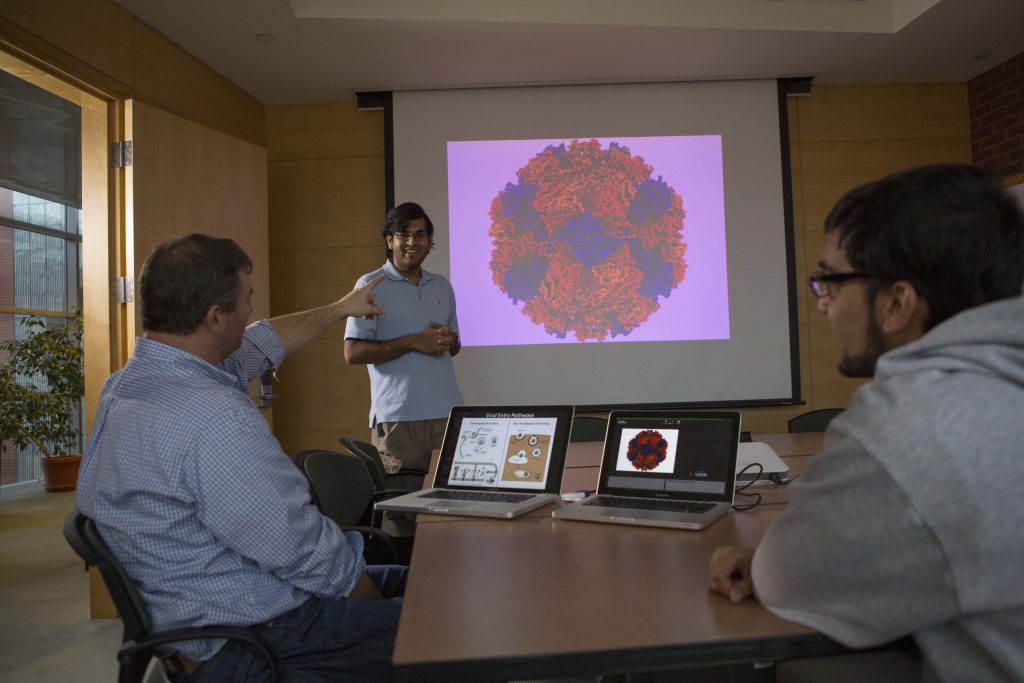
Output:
[395, 467, 429, 476]
[121, 625, 278, 682]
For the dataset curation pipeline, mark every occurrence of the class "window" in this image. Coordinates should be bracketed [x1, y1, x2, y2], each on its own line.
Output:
[0, 68, 82, 486]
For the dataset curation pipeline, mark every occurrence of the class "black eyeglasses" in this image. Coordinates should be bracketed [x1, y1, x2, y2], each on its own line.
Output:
[806, 271, 871, 298]
[389, 230, 430, 242]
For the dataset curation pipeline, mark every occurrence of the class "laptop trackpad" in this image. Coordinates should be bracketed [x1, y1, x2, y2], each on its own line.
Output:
[428, 501, 478, 510]
[604, 509, 682, 522]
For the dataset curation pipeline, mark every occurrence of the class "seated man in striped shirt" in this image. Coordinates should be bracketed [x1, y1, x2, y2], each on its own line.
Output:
[77, 233, 400, 682]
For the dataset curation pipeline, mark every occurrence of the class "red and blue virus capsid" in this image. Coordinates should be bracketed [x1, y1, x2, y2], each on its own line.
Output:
[626, 429, 669, 472]
[489, 139, 687, 342]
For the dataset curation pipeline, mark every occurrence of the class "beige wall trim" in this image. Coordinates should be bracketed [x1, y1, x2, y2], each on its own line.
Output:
[0, 15, 130, 102]
[0, 1, 265, 147]
[129, 18, 265, 147]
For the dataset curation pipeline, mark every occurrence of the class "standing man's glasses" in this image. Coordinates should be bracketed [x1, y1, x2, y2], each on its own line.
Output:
[390, 230, 430, 242]
[806, 271, 871, 298]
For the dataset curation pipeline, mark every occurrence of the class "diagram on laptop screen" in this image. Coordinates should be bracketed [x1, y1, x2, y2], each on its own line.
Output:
[449, 416, 558, 489]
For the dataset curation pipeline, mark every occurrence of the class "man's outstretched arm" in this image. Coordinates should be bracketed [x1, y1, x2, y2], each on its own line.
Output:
[272, 274, 385, 357]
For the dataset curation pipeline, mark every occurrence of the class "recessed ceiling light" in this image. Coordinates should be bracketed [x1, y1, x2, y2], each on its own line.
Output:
[254, 34, 276, 44]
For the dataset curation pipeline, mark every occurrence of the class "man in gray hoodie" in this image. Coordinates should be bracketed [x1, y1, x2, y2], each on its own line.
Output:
[709, 164, 1024, 682]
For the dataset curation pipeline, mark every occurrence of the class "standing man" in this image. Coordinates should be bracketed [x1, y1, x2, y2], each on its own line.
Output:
[78, 234, 403, 681]
[708, 165, 1024, 681]
[345, 202, 463, 472]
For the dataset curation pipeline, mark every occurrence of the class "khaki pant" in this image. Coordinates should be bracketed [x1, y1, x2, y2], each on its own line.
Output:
[372, 418, 447, 472]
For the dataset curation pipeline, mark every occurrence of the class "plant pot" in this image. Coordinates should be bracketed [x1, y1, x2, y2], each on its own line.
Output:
[39, 453, 82, 492]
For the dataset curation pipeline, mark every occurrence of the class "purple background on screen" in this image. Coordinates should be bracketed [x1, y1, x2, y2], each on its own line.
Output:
[447, 136, 729, 346]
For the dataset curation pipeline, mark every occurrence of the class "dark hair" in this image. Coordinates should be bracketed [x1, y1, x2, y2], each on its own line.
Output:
[825, 164, 1024, 331]
[140, 234, 253, 334]
[380, 202, 434, 238]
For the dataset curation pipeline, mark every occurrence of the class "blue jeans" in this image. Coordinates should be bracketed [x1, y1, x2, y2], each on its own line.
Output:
[189, 565, 406, 682]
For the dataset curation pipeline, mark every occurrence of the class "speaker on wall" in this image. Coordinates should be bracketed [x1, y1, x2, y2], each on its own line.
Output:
[355, 91, 388, 111]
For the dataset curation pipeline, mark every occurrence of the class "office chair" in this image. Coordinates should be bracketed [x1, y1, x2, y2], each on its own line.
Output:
[339, 436, 428, 492]
[292, 449, 407, 565]
[570, 416, 608, 442]
[62, 512, 278, 683]
[787, 408, 844, 433]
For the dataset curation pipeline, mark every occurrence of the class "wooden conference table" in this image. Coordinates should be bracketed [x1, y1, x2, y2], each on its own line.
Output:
[392, 433, 838, 681]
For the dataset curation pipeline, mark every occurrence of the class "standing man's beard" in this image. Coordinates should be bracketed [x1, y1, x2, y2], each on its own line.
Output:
[838, 315, 888, 378]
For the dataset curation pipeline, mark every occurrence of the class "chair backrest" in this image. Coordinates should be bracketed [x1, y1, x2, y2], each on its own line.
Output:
[788, 408, 844, 433]
[339, 437, 388, 490]
[294, 449, 376, 527]
[570, 416, 608, 443]
[64, 515, 282, 683]
[63, 512, 150, 642]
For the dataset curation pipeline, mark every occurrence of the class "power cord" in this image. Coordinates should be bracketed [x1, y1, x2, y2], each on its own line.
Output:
[732, 463, 763, 511]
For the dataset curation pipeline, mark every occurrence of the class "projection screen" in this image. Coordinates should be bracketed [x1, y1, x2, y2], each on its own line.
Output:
[389, 79, 799, 408]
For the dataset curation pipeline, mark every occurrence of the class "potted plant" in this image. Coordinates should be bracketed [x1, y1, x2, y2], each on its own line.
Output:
[0, 311, 84, 491]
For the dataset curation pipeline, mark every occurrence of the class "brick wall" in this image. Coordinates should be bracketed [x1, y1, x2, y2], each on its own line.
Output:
[969, 50, 1024, 177]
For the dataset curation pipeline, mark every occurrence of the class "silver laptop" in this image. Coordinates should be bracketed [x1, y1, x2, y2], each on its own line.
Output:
[374, 405, 574, 519]
[552, 410, 741, 530]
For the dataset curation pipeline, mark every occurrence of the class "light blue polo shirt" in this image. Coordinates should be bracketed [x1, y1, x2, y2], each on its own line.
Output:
[345, 260, 463, 426]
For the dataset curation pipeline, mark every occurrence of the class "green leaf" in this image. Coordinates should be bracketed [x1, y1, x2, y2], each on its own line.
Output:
[0, 311, 84, 458]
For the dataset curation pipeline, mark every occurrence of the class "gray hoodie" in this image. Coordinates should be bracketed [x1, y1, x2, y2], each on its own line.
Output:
[752, 296, 1024, 682]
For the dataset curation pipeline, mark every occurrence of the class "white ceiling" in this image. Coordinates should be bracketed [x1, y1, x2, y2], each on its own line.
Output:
[113, 0, 1024, 105]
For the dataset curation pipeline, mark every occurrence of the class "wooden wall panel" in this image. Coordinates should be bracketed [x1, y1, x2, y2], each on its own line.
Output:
[130, 19, 264, 147]
[266, 103, 384, 161]
[267, 102, 385, 449]
[269, 244, 386, 447]
[799, 139, 972, 229]
[269, 245, 384, 320]
[131, 101, 270, 330]
[272, 338, 371, 431]
[795, 84, 970, 142]
[268, 158, 385, 250]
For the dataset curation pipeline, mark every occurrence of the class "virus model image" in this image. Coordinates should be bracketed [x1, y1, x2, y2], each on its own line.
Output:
[488, 139, 687, 342]
[626, 429, 669, 472]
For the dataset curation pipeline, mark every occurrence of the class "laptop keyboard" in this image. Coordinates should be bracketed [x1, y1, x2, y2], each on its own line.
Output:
[420, 490, 535, 503]
[584, 496, 716, 514]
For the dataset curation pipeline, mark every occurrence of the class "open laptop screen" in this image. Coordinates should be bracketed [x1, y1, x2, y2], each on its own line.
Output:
[434, 406, 575, 492]
[600, 411, 741, 502]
